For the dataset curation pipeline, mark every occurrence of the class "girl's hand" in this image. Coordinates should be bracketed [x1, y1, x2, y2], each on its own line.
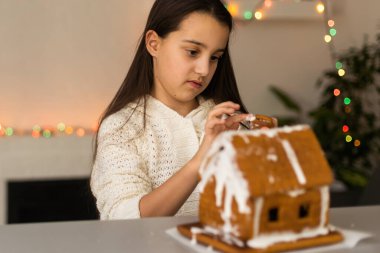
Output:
[191, 101, 252, 176]
[204, 101, 252, 142]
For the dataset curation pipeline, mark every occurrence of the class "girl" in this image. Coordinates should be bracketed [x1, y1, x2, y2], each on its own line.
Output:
[91, 0, 253, 219]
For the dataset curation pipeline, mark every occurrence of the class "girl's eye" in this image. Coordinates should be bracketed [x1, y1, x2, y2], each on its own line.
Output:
[187, 50, 198, 57]
[210, 55, 221, 62]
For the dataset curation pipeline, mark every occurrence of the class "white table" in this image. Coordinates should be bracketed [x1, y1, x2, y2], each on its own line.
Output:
[0, 205, 378, 253]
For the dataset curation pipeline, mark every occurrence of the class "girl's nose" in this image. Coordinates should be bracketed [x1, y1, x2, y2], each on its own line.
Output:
[194, 57, 210, 77]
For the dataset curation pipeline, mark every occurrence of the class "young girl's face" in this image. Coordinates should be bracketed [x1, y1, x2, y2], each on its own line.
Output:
[148, 12, 230, 109]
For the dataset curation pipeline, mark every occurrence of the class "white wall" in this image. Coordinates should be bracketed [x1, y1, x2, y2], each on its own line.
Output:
[0, 0, 379, 129]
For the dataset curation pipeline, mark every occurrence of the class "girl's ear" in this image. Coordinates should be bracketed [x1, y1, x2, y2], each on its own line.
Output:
[145, 30, 160, 57]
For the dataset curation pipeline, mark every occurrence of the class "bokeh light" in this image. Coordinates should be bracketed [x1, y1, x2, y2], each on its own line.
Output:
[333, 88, 341, 96]
[316, 2, 325, 13]
[57, 122, 66, 132]
[5, 127, 14, 136]
[43, 129, 52, 138]
[264, 0, 273, 8]
[65, 126, 74, 135]
[335, 61, 343, 69]
[345, 135, 352, 142]
[243, 11, 253, 20]
[338, 69, 346, 76]
[344, 97, 351, 105]
[255, 10, 263, 20]
[354, 140, 361, 147]
[76, 128, 85, 137]
[227, 3, 239, 17]
[329, 28, 337, 37]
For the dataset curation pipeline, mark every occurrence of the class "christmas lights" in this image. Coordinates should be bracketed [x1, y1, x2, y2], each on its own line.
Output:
[224, 0, 325, 21]
[0, 122, 96, 138]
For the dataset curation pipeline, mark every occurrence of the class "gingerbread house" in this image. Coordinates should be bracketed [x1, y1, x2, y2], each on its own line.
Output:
[178, 125, 343, 252]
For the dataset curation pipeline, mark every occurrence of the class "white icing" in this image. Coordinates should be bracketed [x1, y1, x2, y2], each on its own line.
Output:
[202, 125, 309, 143]
[204, 226, 220, 235]
[253, 197, 263, 237]
[241, 134, 250, 144]
[191, 225, 244, 247]
[288, 189, 305, 197]
[281, 140, 306, 185]
[319, 186, 329, 227]
[268, 175, 275, 184]
[267, 147, 277, 162]
[246, 114, 256, 121]
[266, 154, 278, 162]
[247, 226, 330, 249]
[246, 125, 308, 138]
[228, 235, 245, 247]
[191, 227, 203, 234]
[190, 227, 202, 245]
[198, 134, 251, 239]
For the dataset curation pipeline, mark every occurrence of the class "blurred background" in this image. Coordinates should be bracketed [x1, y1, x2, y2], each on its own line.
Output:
[0, 0, 379, 224]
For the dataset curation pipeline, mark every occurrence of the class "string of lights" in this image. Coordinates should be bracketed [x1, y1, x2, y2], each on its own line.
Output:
[0, 123, 96, 138]
[224, 0, 359, 147]
[224, 0, 325, 21]
[319, 1, 359, 148]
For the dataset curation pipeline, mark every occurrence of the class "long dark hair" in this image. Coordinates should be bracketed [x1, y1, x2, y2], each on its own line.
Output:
[93, 0, 248, 160]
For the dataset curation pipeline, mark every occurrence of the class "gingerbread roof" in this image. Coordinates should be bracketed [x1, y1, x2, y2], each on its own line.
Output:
[199, 125, 333, 198]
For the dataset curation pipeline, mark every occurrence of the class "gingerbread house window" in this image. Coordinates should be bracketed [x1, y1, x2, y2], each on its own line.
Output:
[268, 207, 279, 222]
[298, 203, 310, 219]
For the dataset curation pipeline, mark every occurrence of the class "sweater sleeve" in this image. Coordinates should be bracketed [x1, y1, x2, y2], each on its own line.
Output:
[91, 110, 152, 220]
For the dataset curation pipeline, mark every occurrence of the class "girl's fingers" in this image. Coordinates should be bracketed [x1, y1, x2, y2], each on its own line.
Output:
[207, 107, 235, 120]
[226, 113, 251, 123]
[213, 101, 240, 110]
[208, 102, 242, 120]
[225, 114, 252, 128]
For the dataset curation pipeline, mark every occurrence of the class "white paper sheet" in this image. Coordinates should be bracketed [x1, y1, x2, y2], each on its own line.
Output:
[166, 227, 372, 253]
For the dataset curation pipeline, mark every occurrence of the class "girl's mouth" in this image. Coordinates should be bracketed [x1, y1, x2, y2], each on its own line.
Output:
[188, 80, 203, 89]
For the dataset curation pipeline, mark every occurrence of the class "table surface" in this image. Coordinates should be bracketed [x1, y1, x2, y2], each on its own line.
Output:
[0, 205, 378, 253]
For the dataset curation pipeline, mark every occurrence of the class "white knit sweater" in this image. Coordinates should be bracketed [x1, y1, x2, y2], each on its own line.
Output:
[91, 95, 215, 219]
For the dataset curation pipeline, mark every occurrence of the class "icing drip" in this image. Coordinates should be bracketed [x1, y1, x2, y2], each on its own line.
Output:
[190, 226, 245, 247]
[267, 147, 278, 162]
[266, 154, 278, 162]
[199, 135, 251, 238]
[288, 189, 305, 198]
[241, 134, 250, 144]
[319, 186, 329, 227]
[190, 227, 202, 245]
[281, 140, 306, 185]
[246, 115, 256, 122]
[253, 197, 263, 237]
